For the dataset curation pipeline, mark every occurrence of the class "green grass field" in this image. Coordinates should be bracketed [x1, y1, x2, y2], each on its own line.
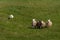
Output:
[0, 0, 60, 40]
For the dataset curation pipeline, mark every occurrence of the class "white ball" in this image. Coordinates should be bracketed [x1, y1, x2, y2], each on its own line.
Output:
[9, 14, 14, 19]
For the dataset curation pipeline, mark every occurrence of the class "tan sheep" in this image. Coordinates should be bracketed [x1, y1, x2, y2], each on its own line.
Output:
[46, 19, 52, 27]
[41, 20, 46, 28]
[32, 19, 37, 28]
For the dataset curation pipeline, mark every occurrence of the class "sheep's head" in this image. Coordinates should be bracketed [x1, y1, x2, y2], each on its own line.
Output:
[9, 14, 14, 19]
[48, 19, 51, 22]
[41, 21, 44, 23]
[33, 19, 36, 21]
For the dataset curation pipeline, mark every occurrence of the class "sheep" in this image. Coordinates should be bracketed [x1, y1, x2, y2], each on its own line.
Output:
[8, 14, 14, 19]
[41, 20, 46, 28]
[46, 19, 52, 28]
[32, 19, 37, 28]
[36, 21, 42, 29]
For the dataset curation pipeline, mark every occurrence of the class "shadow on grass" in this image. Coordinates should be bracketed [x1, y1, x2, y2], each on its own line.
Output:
[28, 26, 47, 30]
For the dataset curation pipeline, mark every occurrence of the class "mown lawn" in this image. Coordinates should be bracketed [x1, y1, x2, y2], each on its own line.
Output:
[0, 0, 60, 40]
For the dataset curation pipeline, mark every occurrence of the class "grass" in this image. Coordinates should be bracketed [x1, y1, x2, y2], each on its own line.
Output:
[0, 0, 60, 40]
